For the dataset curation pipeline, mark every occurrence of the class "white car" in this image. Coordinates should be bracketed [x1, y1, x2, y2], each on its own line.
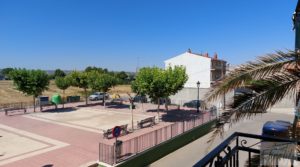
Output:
[89, 92, 109, 101]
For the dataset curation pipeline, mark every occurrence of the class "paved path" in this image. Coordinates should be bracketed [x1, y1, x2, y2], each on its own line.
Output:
[150, 112, 295, 167]
[0, 100, 209, 166]
[0, 114, 101, 167]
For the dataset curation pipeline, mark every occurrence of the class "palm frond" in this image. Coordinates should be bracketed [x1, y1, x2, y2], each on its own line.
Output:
[207, 72, 300, 145]
[206, 51, 297, 102]
[233, 72, 300, 115]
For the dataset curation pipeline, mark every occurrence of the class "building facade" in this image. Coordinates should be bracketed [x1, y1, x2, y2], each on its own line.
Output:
[164, 49, 228, 105]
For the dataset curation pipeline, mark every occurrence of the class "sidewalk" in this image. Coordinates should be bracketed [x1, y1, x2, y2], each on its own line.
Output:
[150, 112, 294, 167]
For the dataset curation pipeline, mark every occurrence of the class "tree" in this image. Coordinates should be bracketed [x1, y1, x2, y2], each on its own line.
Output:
[55, 77, 70, 108]
[9, 69, 50, 112]
[53, 69, 66, 78]
[88, 71, 118, 106]
[1, 68, 14, 80]
[116, 71, 128, 84]
[204, 51, 300, 140]
[66, 71, 89, 105]
[132, 66, 188, 117]
[85, 66, 108, 74]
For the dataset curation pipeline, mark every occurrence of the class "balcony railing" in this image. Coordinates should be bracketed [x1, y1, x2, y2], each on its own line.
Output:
[193, 132, 300, 167]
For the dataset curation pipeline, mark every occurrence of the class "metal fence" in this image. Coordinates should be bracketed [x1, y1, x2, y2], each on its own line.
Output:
[0, 102, 33, 110]
[99, 112, 216, 165]
[99, 143, 115, 165]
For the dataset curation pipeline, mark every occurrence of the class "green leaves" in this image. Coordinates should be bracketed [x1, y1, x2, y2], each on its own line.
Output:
[132, 66, 188, 101]
[206, 51, 297, 102]
[55, 77, 70, 91]
[9, 69, 50, 97]
[87, 71, 118, 92]
[204, 51, 300, 142]
[66, 71, 89, 89]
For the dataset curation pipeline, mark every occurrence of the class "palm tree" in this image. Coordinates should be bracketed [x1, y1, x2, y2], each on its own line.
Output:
[205, 0, 300, 140]
[205, 51, 300, 139]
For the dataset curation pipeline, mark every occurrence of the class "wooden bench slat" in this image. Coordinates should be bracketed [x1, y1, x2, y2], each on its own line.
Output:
[137, 116, 156, 129]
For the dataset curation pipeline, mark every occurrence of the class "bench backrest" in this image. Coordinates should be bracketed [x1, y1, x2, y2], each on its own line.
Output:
[140, 117, 155, 124]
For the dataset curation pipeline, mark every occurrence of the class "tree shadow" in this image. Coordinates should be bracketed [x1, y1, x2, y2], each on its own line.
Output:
[106, 103, 130, 109]
[77, 102, 102, 107]
[155, 109, 202, 122]
[41, 107, 77, 113]
[145, 109, 167, 113]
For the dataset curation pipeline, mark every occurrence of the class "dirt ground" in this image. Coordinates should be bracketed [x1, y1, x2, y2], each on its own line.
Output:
[0, 80, 132, 105]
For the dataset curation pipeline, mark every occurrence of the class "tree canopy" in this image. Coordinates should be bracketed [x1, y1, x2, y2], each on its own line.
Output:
[66, 71, 90, 104]
[132, 66, 188, 111]
[9, 69, 50, 111]
[53, 69, 66, 78]
[88, 71, 118, 92]
[1, 68, 14, 79]
[85, 66, 108, 73]
[204, 51, 300, 142]
[55, 76, 70, 91]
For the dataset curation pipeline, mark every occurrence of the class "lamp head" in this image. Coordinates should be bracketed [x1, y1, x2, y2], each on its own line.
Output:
[196, 81, 200, 88]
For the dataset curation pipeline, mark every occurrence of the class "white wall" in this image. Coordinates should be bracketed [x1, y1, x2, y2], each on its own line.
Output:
[165, 52, 211, 88]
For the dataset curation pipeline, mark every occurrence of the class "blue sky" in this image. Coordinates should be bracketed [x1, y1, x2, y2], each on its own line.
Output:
[0, 0, 297, 71]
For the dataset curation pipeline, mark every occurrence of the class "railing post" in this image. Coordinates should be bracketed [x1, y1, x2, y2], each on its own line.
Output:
[171, 124, 173, 138]
[113, 142, 116, 165]
[193, 117, 195, 128]
[98, 143, 101, 163]
[248, 152, 251, 167]
[236, 136, 239, 167]
[155, 130, 158, 145]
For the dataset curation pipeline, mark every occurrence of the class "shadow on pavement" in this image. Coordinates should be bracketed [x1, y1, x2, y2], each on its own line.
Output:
[41, 107, 77, 113]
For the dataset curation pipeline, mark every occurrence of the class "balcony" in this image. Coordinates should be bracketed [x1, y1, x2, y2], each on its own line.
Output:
[193, 132, 300, 167]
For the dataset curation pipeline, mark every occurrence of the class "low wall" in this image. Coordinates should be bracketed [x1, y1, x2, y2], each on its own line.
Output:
[116, 119, 216, 167]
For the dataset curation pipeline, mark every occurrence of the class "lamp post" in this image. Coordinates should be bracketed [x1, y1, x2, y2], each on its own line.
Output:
[196, 81, 200, 113]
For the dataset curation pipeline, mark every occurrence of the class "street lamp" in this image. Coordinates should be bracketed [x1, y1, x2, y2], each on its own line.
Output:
[196, 81, 200, 113]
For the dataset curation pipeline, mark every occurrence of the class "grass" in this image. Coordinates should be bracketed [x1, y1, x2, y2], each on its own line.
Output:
[0, 80, 132, 105]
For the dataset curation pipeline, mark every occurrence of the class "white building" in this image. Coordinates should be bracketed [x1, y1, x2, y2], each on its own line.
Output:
[164, 49, 228, 105]
[164, 49, 227, 89]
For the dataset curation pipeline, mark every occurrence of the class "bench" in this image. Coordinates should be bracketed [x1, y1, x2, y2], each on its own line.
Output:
[103, 124, 128, 139]
[4, 107, 27, 116]
[137, 116, 156, 129]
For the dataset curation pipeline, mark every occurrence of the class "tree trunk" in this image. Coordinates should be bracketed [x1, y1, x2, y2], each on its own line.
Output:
[130, 100, 134, 131]
[103, 95, 106, 108]
[164, 97, 169, 111]
[85, 88, 88, 105]
[63, 89, 65, 109]
[33, 96, 36, 112]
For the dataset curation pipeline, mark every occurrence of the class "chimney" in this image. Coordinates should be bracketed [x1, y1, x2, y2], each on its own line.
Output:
[204, 53, 209, 57]
[213, 53, 218, 60]
[187, 48, 192, 53]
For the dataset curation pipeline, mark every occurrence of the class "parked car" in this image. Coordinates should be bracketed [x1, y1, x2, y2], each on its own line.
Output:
[183, 100, 205, 108]
[133, 95, 148, 103]
[89, 92, 109, 101]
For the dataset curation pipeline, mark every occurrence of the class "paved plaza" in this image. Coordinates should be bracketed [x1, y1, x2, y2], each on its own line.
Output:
[24, 107, 151, 133]
[0, 102, 164, 167]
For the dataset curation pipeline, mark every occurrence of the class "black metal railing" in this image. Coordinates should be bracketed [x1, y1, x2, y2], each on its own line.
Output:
[193, 132, 300, 167]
